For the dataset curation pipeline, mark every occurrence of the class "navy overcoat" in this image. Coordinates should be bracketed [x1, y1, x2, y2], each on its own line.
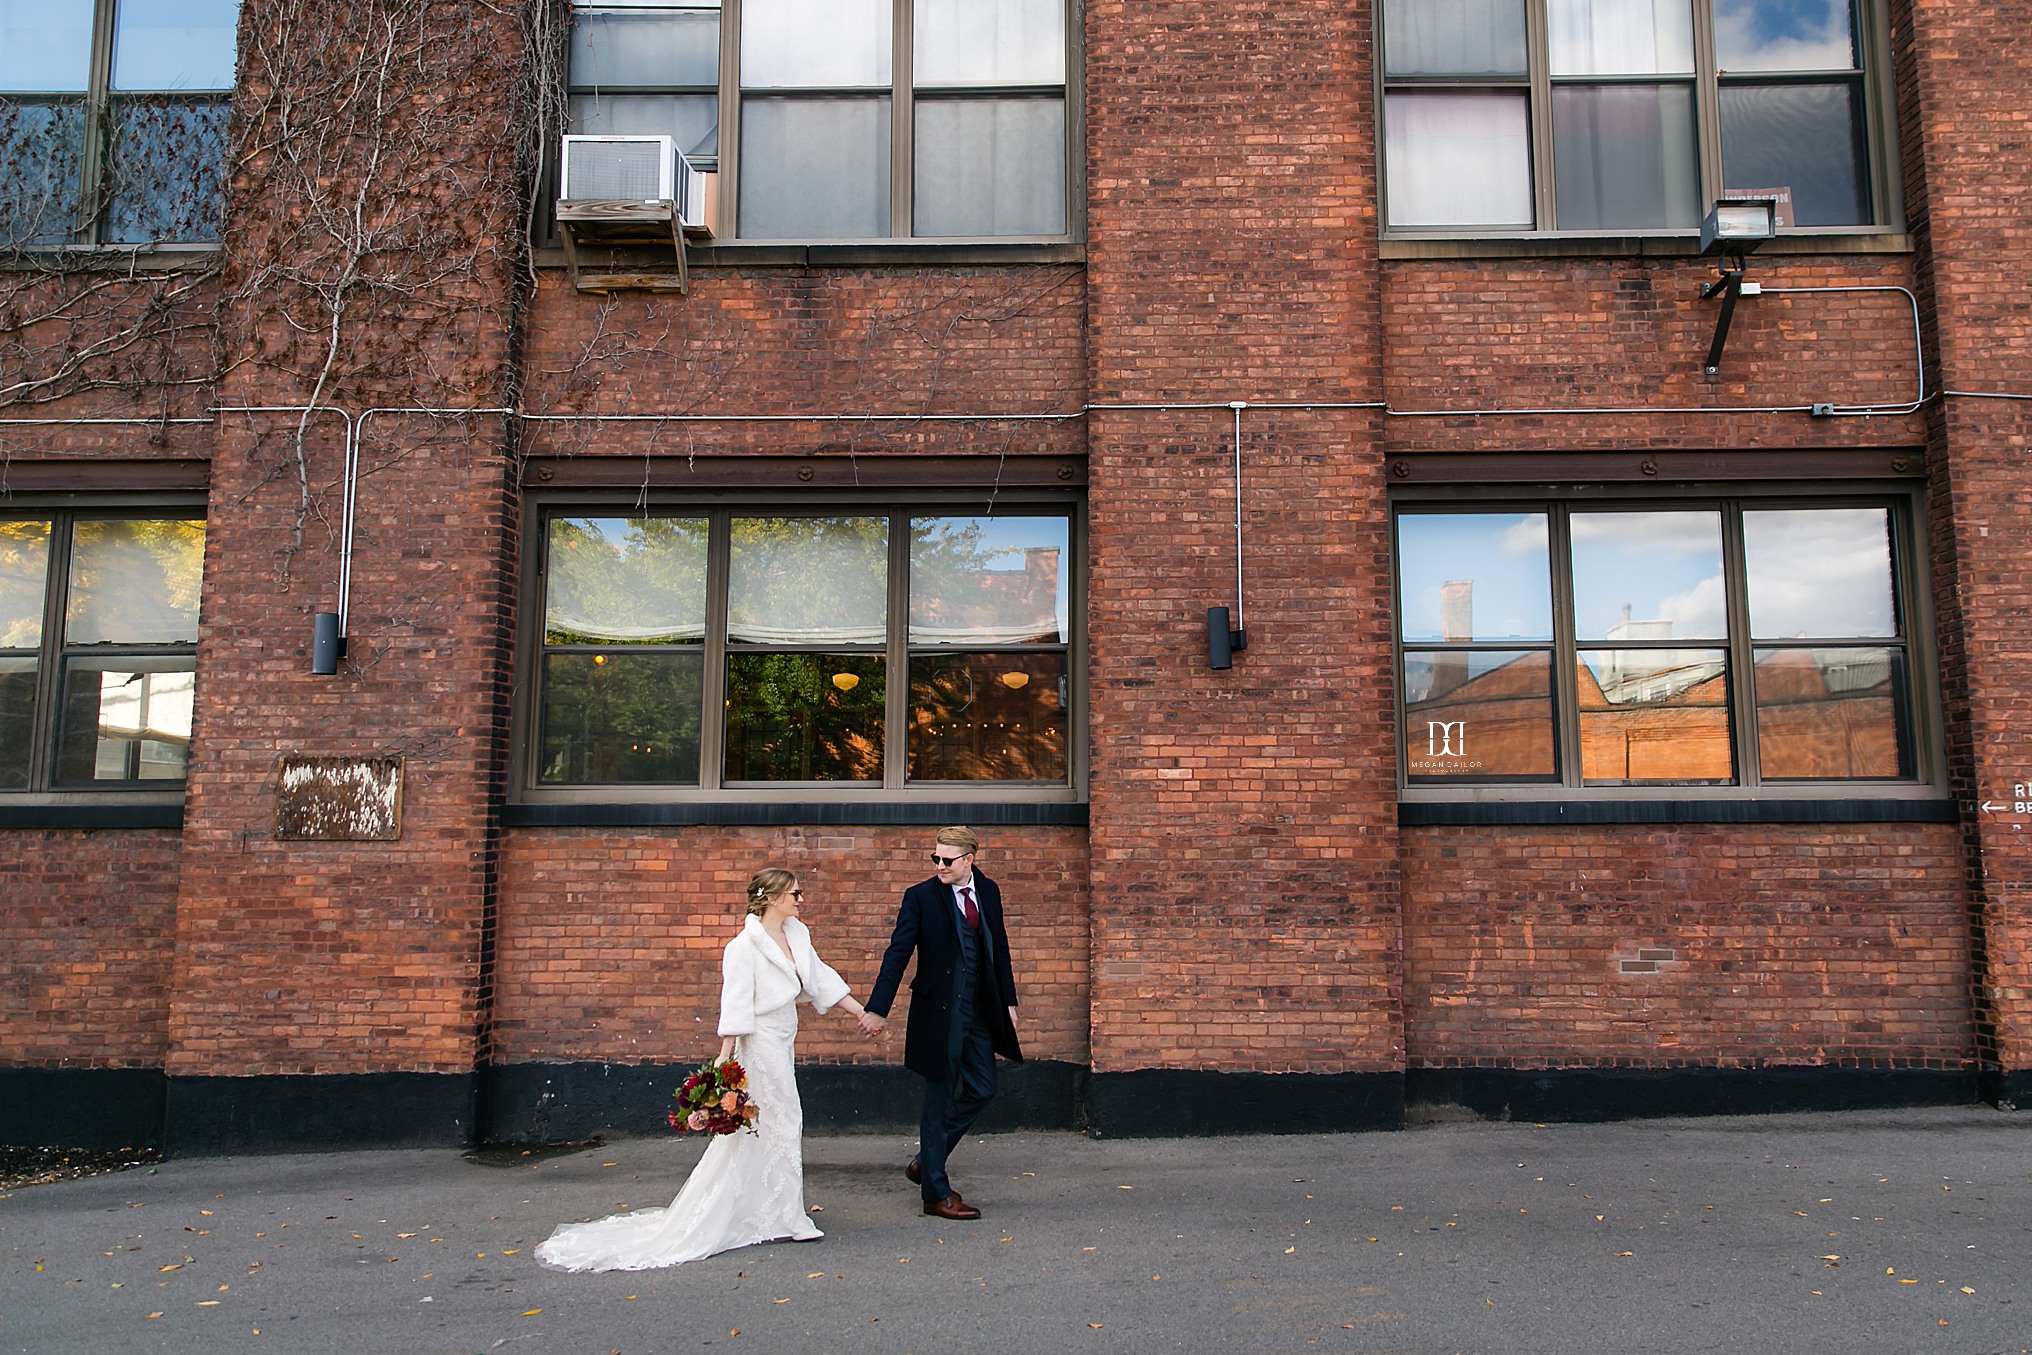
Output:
[866, 871, 1023, 1081]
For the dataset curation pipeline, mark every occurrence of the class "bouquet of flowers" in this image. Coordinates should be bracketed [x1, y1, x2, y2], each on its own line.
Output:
[669, 1058, 759, 1136]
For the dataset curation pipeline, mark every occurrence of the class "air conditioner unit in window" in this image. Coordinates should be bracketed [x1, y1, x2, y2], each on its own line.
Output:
[558, 134, 710, 233]
[555, 135, 714, 293]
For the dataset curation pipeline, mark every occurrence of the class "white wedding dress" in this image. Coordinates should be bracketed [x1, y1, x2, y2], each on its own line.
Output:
[536, 916, 849, 1272]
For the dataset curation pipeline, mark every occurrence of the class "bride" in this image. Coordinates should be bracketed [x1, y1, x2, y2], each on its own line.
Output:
[536, 868, 875, 1271]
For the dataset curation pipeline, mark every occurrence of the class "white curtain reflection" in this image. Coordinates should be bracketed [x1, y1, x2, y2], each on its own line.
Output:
[914, 96, 1064, 236]
[915, 0, 1064, 85]
[1385, 91, 1532, 228]
[1548, 0, 1693, 76]
[1381, 0, 1526, 76]
[741, 0, 889, 87]
[738, 96, 889, 237]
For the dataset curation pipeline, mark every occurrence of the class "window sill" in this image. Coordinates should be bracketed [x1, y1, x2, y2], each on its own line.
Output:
[1379, 230, 1911, 262]
[0, 799, 184, 829]
[533, 240, 1085, 272]
[1399, 798, 1956, 827]
[0, 244, 223, 273]
[505, 800, 1089, 828]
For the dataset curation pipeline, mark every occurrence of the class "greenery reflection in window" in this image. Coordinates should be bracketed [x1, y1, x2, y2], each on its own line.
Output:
[532, 506, 1076, 791]
[0, 513, 203, 792]
[1395, 499, 1919, 790]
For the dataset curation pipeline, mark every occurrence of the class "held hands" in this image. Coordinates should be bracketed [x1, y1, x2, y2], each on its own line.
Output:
[856, 1009, 887, 1039]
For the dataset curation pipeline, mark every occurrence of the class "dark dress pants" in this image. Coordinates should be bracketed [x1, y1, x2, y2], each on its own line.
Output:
[919, 990, 998, 1202]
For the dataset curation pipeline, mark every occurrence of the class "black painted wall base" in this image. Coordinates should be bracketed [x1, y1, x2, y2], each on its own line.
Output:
[1408, 1066, 1983, 1124]
[478, 1060, 1088, 1143]
[1085, 1069, 1406, 1138]
[0, 1068, 167, 1150]
[0, 1062, 2016, 1152]
[164, 1073, 478, 1155]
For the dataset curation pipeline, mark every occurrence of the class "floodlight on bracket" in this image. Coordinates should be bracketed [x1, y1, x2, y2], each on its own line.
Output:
[1697, 197, 1779, 377]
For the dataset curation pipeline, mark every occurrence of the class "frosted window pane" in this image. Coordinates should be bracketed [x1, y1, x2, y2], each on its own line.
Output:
[112, 0, 238, 91]
[742, 0, 889, 87]
[570, 8, 719, 88]
[570, 93, 718, 161]
[738, 95, 889, 237]
[0, 1, 93, 90]
[1548, 0, 1693, 76]
[1714, 0, 1856, 72]
[1551, 83, 1698, 229]
[1384, 91, 1532, 228]
[1382, 0, 1526, 77]
[915, 0, 1064, 85]
[913, 95, 1064, 236]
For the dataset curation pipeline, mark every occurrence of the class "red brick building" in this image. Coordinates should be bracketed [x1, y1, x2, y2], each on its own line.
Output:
[2, 0, 2026, 1152]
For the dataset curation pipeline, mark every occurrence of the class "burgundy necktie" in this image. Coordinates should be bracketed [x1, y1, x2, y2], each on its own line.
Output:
[959, 885, 980, 929]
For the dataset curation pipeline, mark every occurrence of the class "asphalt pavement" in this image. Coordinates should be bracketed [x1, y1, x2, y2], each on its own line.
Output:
[3, 1106, 2030, 1355]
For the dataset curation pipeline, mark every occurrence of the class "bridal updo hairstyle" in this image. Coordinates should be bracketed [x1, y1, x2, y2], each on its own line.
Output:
[746, 868, 796, 917]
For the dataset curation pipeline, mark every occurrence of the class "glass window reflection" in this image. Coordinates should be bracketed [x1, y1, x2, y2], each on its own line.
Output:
[1397, 513, 1552, 642]
[0, 520, 50, 648]
[909, 652, 1066, 781]
[65, 519, 204, 646]
[1743, 507, 1894, 639]
[1403, 649, 1556, 780]
[1712, 0, 1856, 72]
[546, 517, 708, 645]
[1382, 0, 1527, 76]
[1755, 646, 1910, 779]
[1578, 647, 1731, 781]
[1570, 510, 1724, 640]
[724, 653, 885, 782]
[728, 516, 887, 644]
[910, 515, 1067, 645]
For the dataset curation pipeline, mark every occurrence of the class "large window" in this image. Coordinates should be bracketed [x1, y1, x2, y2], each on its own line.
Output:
[0, 513, 204, 791]
[1379, 0, 1896, 235]
[567, 0, 1073, 241]
[0, 0, 239, 250]
[526, 502, 1078, 795]
[1393, 495, 1932, 793]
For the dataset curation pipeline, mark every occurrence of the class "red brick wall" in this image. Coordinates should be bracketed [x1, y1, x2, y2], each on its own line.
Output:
[1899, 0, 2032, 1080]
[1402, 824, 1974, 1068]
[1083, 0, 1400, 1076]
[492, 827, 1090, 1068]
[0, 832, 182, 1065]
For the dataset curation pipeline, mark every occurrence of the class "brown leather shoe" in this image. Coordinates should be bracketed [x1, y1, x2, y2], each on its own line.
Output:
[905, 1156, 921, 1185]
[923, 1194, 981, 1220]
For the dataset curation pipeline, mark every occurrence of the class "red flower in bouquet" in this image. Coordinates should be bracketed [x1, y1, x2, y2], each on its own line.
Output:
[671, 1058, 759, 1136]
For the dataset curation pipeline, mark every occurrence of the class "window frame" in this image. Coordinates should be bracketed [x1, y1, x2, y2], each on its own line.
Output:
[513, 488, 1086, 806]
[0, 497, 206, 803]
[0, 0, 238, 252]
[1375, 0, 1905, 245]
[1389, 480, 1945, 803]
[564, 0, 1085, 246]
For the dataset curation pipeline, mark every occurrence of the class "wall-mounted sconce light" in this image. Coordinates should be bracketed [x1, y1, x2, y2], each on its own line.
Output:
[311, 611, 345, 675]
[831, 671, 861, 692]
[1207, 605, 1247, 670]
[1698, 196, 1779, 377]
[998, 671, 1030, 690]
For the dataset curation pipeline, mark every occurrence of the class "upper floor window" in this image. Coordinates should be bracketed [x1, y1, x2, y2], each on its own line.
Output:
[1393, 493, 1935, 794]
[0, 512, 204, 791]
[0, 0, 239, 250]
[1379, 0, 1897, 237]
[522, 499, 1080, 798]
[568, 0, 1073, 241]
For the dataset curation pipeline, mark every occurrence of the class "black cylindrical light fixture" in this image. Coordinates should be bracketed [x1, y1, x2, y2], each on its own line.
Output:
[1207, 606, 1235, 670]
[311, 611, 344, 675]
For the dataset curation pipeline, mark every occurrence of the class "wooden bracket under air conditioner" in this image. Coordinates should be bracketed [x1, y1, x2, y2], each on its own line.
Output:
[557, 198, 713, 294]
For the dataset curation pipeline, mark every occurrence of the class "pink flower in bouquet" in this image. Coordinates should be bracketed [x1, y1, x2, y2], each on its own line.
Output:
[719, 1091, 742, 1113]
[686, 1109, 709, 1131]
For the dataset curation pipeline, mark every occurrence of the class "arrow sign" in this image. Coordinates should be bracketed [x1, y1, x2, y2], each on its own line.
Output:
[1980, 801, 2000, 812]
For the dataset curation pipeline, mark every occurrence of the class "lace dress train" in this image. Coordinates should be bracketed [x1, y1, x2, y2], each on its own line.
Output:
[534, 1000, 818, 1272]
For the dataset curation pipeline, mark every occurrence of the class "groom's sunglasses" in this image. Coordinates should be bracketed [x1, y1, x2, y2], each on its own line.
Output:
[930, 852, 970, 866]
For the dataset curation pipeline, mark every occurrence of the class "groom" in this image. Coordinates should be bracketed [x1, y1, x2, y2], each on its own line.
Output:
[859, 826, 1023, 1220]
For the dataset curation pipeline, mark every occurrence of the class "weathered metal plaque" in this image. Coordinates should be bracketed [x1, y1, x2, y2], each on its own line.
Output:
[274, 756, 403, 841]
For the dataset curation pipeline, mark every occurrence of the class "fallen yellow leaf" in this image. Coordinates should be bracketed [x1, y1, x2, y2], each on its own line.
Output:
[807, 1272, 826, 1279]
[522, 1309, 542, 1316]
[1961, 1287, 1976, 1295]
[1284, 1247, 1296, 1254]
[158, 1264, 181, 1272]
[197, 1301, 220, 1307]
[146, 1311, 164, 1319]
